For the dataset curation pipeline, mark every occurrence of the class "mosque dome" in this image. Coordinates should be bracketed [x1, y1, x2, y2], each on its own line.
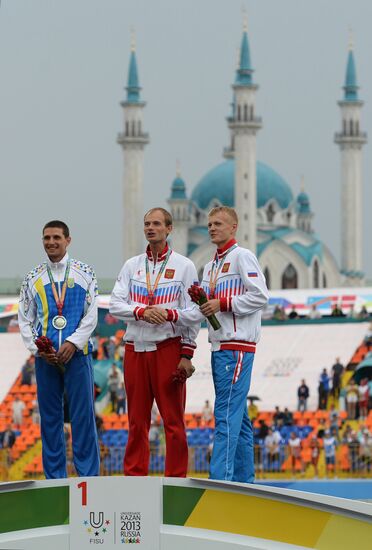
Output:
[191, 159, 294, 211]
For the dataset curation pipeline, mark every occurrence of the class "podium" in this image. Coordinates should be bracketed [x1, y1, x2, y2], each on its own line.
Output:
[0, 476, 372, 549]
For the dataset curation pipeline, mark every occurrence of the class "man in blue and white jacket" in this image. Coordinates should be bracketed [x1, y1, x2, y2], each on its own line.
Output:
[18, 220, 99, 479]
[195, 206, 268, 483]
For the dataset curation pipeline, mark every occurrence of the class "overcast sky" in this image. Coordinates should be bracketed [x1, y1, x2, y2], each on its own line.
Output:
[1, 0, 371, 281]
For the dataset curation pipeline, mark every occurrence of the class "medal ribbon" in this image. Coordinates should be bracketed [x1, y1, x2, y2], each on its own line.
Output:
[46, 261, 70, 317]
[145, 248, 172, 306]
[209, 243, 238, 298]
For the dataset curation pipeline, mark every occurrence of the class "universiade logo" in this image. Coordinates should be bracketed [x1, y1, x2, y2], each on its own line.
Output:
[121, 512, 141, 544]
[83, 511, 111, 544]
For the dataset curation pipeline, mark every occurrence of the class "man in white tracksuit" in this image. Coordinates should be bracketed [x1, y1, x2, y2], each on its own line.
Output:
[196, 206, 268, 483]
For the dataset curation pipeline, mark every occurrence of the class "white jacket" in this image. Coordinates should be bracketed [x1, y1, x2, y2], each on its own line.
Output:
[182, 241, 268, 353]
[110, 246, 200, 355]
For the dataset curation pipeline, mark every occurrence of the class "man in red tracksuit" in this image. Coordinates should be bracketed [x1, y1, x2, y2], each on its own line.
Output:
[110, 208, 200, 476]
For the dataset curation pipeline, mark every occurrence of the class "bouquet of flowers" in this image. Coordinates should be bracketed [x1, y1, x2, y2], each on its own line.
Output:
[172, 369, 188, 384]
[35, 336, 65, 374]
[188, 284, 221, 331]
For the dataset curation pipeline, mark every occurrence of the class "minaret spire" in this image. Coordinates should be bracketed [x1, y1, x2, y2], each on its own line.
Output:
[126, 28, 141, 104]
[224, 13, 262, 253]
[117, 33, 150, 260]
[334, 34, 367, 285]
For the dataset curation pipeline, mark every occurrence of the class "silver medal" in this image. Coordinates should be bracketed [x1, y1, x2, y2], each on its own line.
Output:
[52, 315, 67, 330]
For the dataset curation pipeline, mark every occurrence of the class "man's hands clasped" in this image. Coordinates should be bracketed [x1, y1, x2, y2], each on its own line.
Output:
[143, 306, 168, 324]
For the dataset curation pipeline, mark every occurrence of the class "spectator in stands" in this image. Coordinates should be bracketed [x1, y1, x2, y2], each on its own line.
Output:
[358, 378, 369, 421]
[201, 400, 213, 425]
[331, 304, 344, 317]
[248, 398, 259, 421]
[116, 383, 127, 415]
[107, 363, 121, 413]
[317, 418, 328, 439]
[323, 429, 337, 477]
[288, 431, 304, 476]
[297, 379, 310, 412]
[342, 424, 353, 444]
[273, 406, 285, 428]
[329, 404, 340, 438]
[310, 435, 320, 477]
[358, 305, 369, 320]
[12, 395, 25, 427]
[331, 357, 344, 401]
[318, 368, 330, 410]
[348, 431, 360, 473]
[91, 333, 99, 360]
[20, 356, 35, 386]
[31, 397, 40, 425]
[308, 305, 321, 320]
[283, 407, 294, 426]
[273, 305, 286, 321]
[264, 428, 281, 472]
[149, 420, 160, 458]
[256, 419, 269, 441]
[0, 424, 16, 449]
[288, 306, 299, 320]
[95, 414, 104, 436]
[359, 430, 372, 474]
[345, 379, 359, 420]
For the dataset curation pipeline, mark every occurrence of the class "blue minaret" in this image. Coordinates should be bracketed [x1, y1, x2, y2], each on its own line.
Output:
[334, 33, 367, 286]
[167, 162, 190, 256]
[117, 31, 150, 260]
[224, 13, 262, 253]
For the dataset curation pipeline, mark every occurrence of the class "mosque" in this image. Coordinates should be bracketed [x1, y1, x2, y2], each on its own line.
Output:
[117, 24, 367, 290]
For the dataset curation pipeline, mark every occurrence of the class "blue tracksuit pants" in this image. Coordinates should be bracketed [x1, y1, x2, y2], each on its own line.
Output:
[35, 353, 100, 479]
[209, 349, 254, 483]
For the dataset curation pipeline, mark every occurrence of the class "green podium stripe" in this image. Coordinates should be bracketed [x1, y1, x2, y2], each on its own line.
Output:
[163, 486, 204, 526]
[0, 486, 69, 534]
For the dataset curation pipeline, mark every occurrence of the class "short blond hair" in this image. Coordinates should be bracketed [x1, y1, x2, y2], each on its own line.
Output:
[208, 206, 238, 224]
[144, 207, 173, 227]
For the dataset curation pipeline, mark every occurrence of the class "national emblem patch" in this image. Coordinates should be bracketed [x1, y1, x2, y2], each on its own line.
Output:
[164, 269, 175, 279]
[222, 263, 230, 273]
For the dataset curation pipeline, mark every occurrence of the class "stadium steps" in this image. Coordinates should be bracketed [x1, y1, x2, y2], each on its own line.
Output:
[9, 439, 42, 481]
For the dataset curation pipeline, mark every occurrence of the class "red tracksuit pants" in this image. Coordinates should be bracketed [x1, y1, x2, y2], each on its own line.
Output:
[124, 338, 188, 477]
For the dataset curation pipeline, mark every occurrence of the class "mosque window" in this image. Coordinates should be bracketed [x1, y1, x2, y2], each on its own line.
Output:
[138, 121, 142, 135]
[343, 120, 347, 135]
[349, 120, 353, 136]
[282, 264, 298, 289]
[244, 104, 248, 121]
[323, 273, 327, 288]
[131, 121, 136, 136]
[125, 121, 129, 136]
[313, 259, 319, 288]
[266, 203, 275, 223]
[250, 106, 254, 120]
[264, 267, 271, 289]
[356, 121, 359, 135]
[237, 105, 241, 121]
